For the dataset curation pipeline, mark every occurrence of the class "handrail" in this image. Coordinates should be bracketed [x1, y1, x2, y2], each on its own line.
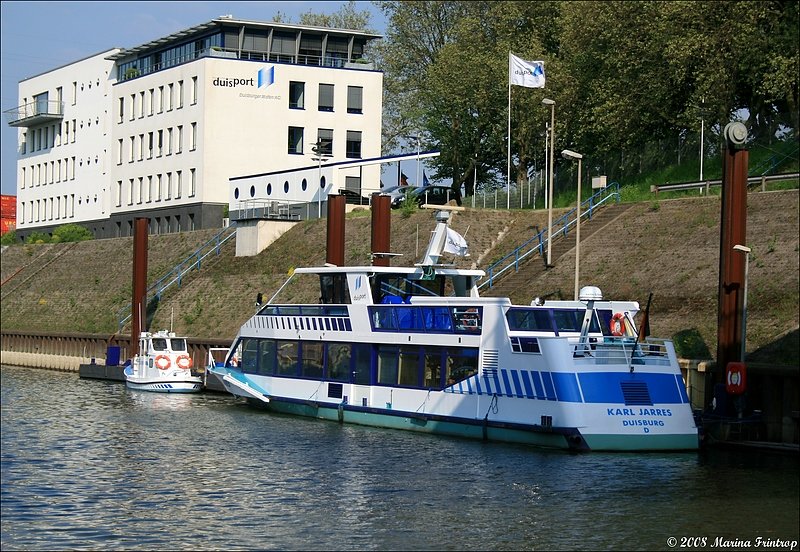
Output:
[478, 183, 621, 290]
[116, 225, 237, 331]
[651, 171, 799, 194]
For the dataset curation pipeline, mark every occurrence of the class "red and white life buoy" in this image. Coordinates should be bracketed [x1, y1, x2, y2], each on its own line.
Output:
[726, 361, 747, 395]
[155, 354, 171, 370]
[176, 355, 193, 370]
[610, 312, 626, 337]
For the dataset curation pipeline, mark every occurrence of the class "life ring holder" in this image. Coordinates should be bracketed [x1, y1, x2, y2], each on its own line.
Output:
[610, 313, 626, 337]
[155, 354, 171, 370]
[176, 355, 193, 369]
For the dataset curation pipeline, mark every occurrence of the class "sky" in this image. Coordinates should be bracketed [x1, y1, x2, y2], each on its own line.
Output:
[0, 1, 391, 197]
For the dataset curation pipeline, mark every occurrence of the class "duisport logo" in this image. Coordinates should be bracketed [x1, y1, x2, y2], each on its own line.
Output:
[212, 65, 275, 88]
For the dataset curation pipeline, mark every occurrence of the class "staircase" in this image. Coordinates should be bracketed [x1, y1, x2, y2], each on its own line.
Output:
[481, 201, 633, 302]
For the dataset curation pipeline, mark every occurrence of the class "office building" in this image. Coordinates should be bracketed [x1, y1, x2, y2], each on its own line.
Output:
[6, 16, 382, 239]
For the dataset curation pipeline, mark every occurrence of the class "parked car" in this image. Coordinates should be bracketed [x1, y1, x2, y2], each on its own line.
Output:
[389, 185, 457, 208]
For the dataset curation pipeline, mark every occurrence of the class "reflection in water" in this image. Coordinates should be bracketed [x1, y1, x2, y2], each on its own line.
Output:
[2, 365, 798, 551]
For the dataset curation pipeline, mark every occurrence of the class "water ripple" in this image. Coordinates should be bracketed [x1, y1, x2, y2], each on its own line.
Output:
[2, 365, 798, 551]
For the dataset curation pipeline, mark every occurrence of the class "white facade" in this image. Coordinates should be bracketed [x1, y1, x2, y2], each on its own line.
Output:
[12, 50, 119, 235]
[8, 18, 383, 239]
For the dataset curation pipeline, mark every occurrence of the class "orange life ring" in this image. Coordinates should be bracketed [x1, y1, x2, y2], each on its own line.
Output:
[610, 313, 626, 336]
[155, 354, 171, 370]
[176, 355, 193, 369]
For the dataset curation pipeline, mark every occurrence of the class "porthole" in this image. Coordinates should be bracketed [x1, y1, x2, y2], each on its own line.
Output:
[302, 178, 307, 192]
[267, 183, 272, 195]
[234, 188, 240, 199]
[284, 180, 289, 193]
[250, 185, 255, 198]
[320, 175, 326, 189]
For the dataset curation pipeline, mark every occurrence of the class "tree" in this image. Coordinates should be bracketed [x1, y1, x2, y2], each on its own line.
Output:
[297, 1, 375, 31]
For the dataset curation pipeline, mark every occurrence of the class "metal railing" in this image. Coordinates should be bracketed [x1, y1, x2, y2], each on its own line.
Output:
[478, 183, 621, 290]
[232, 198, 326, 221]
[4, 100, 64, 125]
[116, 226, 237, 331]
[651, 172, 799, 194]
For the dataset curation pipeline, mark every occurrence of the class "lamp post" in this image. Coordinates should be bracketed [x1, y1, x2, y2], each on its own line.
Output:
[699, 97, 706, 182]
[311, 141, 331, 218]
[733, 244, 751, 361]
[562, 149, 583, 300]
[473, 152, 477, 208]
[542, 98, 555, 267]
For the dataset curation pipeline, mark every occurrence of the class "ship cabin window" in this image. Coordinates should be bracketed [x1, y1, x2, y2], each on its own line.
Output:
[372, 272, 474, 303]
[506, 307, 603, 335]
[151, 338, 168, 351]
[234, 337, 478, 390]
[320, 274, 351, 304]
[370, 305, 480, 334]
[170, 338, 187, 352]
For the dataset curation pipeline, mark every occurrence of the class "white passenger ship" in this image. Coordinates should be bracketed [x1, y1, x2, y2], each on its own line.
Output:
[209, 206, 698, 451]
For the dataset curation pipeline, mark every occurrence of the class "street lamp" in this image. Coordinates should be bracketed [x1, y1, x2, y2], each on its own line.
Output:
[542, 98, 555, 267]
[311, 140, 332, 218]
[699, 97, 707, 182]
[562, 148, 583, 300]
[733, 244, 751, 361]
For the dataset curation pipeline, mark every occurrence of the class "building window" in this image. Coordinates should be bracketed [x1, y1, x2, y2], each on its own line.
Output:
[117, 139, 123, 165]
[288, 126, 304, 154]
[139, 134, 144, 161]
[72, 82, 77, 105]
[147, 176, 153, 202]
[289, 81, 305, 109]
[158, 86, 164, 113]
[167, 127, 173, 155]
[71, 119, 76, 142]
[116, 181, 122, 207]
[177, 125, 183, 153]
[317, 128, 333, 155]
[118, 97, 124, 123]
[166, 173, 172, 200]
[299, 34, 322, 65]
[157, 129, 163, 157]
[176, 170, 182, 198]
[148, 132, 154, 158]
[137, 177, 144, 204]
[177, 80, 184, 108]
[128, 179, 134, 205]
[191, 76, 198, 105]
[190, 168, 196, 197]
[190, 122, 197, 150]
[130, 94, 136, 121]
[129, 137, 135, 162]
[139, 91, 145, 118]
[318, 84, 334, 112]
[347, 86, 363, 114]
[167, 83, 174, 111]
[156, 174, 162, 201]
[346, 130, 362, 159]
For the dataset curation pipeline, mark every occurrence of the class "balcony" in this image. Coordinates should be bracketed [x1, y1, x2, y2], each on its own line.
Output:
[4, 100, 64, 128]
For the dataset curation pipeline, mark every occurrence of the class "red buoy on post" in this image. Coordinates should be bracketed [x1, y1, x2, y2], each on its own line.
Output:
[725, 361, 747, 395]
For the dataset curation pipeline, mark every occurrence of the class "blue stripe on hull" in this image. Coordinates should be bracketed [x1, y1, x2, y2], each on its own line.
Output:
[444, 369, 690, 407]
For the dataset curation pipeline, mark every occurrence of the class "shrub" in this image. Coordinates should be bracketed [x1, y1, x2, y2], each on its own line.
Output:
[25, 231, 50, 244]
[1, 230, 19, 245]
[52, 223, 93, 243]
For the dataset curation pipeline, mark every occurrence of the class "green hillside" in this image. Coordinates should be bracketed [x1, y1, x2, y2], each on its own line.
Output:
[1, 189, 797, 365]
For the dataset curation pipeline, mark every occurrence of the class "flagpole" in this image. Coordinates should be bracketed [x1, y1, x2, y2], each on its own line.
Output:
[507, 72, 511, 210]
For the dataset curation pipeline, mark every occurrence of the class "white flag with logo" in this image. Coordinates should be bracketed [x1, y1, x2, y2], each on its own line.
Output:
[509, 53, 545, 88]
[444, 227, 469, 257]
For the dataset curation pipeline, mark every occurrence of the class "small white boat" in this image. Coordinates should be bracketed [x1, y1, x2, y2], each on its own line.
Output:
[124, 330, 203, 393]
